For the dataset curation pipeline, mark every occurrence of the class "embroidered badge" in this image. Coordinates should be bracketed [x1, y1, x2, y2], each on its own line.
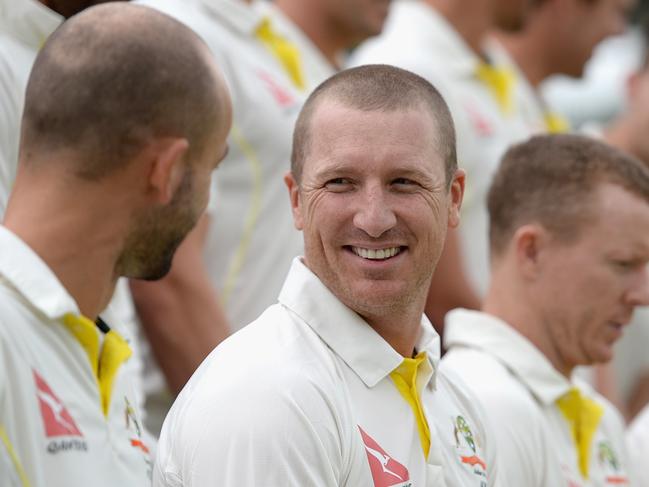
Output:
[454, 415, 487, 482]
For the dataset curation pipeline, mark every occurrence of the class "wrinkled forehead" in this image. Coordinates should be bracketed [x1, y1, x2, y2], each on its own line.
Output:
[308, 100, 442, 149]
[304, 102, 446, 176]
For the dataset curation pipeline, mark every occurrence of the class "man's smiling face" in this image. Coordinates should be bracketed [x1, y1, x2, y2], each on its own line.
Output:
[286, 101, 463, 320]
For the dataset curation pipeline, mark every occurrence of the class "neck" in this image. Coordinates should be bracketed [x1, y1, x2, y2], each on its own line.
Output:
[359, 301, 424, 357]
[4, 169, 130, 319]
[274, 0, 341, 68]
[425, 0, 491, 54]
[496, 31, 551, 87]
[483, 269, 572, 378]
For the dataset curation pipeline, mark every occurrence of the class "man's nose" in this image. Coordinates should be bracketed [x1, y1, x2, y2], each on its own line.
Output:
[626, 265, 649, 307]
[352, 185, 397, 238]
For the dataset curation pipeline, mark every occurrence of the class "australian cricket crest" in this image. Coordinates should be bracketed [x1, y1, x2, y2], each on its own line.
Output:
[453, 415, 487, 485]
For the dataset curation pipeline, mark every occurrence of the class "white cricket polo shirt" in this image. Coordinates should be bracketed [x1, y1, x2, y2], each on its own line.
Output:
[154, 257, 499, 487]
[138, 0, 306, 331]
[350, 1, 535, 296]
[0, 0, 61, 217]
[627, 401, 649, 485]
[442, 309, 632, 486]
[0, 225, 152, 487]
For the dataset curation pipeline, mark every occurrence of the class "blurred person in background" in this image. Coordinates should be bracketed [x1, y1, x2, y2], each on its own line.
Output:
[541, 1, 649, 129]
[0, 4, 231, 486]
[132, 0, 393, 437]
[495, 0, 634, 133]
[442, 134, 649, 486]
[262, 0, 392, 86]
[351, 0, 536, 339]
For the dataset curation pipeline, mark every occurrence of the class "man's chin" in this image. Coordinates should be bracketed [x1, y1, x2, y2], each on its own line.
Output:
[343, 285, 412, 315]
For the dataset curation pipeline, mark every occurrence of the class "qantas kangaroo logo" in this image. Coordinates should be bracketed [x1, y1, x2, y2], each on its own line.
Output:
[359, 426, 409, 487]
[33, 370, 82, 437]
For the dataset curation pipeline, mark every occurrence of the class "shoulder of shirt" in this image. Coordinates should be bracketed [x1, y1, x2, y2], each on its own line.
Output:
[440, 347, 546, 425]
[169, 302, 347, 417]
[158, 303, 351, 475]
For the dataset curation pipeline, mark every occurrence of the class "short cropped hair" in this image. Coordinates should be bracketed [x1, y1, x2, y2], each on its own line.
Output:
[291, 64, 457, 186]
[488, 134, 649, 255]
[20, 3, 220, 179]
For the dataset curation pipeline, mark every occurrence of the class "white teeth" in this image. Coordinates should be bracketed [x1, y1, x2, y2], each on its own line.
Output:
[351, 246, 401, 260]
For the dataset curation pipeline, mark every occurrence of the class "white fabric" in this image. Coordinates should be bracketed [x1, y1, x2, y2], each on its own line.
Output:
[154, 258, 499, 487]
[0, 225, 152, 487]
[0, 0, 61, 217]
[442, 309, 632, 486]
[350, 0, 535, 295]
[627, 401, 649, 486]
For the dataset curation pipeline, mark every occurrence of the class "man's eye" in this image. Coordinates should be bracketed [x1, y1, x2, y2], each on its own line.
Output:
[325, 178, 353, 190]
[392, 178, 419, 190]
[613, 259, 639, 271]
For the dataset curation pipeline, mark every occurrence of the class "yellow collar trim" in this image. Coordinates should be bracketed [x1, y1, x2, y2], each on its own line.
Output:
[390, 352, 431, 458]
[62, 313, 132, 417]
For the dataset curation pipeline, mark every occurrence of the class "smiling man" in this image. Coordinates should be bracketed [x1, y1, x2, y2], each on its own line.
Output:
[441, 134, 649, 486]
[153, 65, 500, 486]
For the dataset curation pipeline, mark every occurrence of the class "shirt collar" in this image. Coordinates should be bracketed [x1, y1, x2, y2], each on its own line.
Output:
[0, 0, 62, 51]
[278, 257, 440, 389]
[445, 308, 572, 405]
[198, 0, 264, 36]
[0, 225, 79, 319]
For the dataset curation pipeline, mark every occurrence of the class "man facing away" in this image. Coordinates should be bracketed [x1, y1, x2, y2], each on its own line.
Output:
[153, 64, 500, 486]
[495, 0, 633, 133]
[0, 3, 232, 486]
[441, 134, 649, 485]
[0, 0, 151, 428]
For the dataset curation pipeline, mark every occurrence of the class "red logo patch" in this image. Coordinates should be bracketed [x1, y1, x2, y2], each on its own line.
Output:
[359, 426, 409, 487]
[33, 370, 82, 437]
[464, 103, 494, 137]
[257, 70, 295, 107]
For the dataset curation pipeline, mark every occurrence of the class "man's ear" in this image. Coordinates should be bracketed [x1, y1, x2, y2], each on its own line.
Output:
[513, 223, 549, 280]
[284, 170, 303, 230]
[447, 168, 466, 228]
[148, 138, 190, 205]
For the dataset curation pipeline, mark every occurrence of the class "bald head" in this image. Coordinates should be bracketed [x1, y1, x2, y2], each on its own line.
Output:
[292, 64, 457, 186]
[21, 2, 227, 179]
